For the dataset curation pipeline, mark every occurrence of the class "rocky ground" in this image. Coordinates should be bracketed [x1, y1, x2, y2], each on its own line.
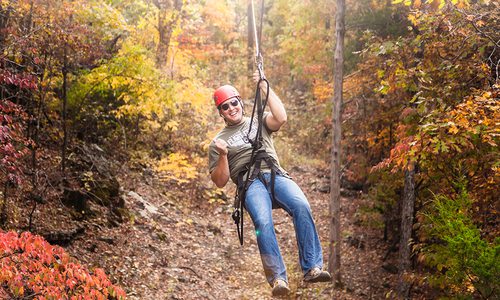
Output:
[59, 162, 405, 300]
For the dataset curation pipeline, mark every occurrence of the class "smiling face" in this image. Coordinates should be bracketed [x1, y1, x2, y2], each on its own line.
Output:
[219, 98, 243, 125]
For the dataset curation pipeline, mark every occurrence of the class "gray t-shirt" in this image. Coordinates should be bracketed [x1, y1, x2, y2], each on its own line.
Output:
[209, 113, 286, 184]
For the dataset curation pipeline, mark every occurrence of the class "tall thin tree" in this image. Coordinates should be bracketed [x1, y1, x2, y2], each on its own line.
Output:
[398, 161, 416, 298]
[61, 43, 68, 175]
[328, 0, 345, 287]
[397, 20, 424, 297]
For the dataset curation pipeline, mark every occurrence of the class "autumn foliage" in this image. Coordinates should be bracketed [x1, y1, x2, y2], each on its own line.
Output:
[0, 230, 126, 300]
[0, 0, 498, 298]
[0, 100, 30, 188]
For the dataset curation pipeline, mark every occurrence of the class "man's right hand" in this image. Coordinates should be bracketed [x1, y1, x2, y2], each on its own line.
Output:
[214, 138, 228, 155]
[211, 138, 230, 187]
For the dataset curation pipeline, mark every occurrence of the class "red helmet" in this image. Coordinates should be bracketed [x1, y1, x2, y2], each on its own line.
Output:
[213, 85, 240, 107]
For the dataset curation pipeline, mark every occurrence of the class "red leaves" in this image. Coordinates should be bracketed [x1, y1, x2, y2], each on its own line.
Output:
[0, 70, 38, 90]
[0, 100, 30, 186]
[0, 230, 127, 299]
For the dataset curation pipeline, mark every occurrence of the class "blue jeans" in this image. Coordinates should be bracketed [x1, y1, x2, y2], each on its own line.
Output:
[244, 173, 323, 285]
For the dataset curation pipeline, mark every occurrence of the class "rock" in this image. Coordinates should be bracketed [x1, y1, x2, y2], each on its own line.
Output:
[42, 227, 85, 246]
[89, 175, 120, 206]
[291, 165, 306, 173]
[382, 263, 398, 274]
[317, 185, 330, 193]
[71, 143, 123, 209]
[98, 236, 115, 244]
[207, 223, 222, 235]
[127, 191, 159, 218]
[62, 188, 91, 215]
[345, 234, 365, 249]
[340, 188, 361, 197]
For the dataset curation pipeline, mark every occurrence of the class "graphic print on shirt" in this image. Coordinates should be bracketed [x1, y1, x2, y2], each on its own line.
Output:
[226, 117, 259, 147]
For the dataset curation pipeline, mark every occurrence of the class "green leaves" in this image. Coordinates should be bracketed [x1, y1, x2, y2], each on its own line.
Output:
[420, 189, 500, 297]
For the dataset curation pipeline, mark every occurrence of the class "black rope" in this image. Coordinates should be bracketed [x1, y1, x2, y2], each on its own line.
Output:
[233, 77, 270, 246]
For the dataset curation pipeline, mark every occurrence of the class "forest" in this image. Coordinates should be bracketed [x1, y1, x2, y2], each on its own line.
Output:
[0, 0, 498, 299]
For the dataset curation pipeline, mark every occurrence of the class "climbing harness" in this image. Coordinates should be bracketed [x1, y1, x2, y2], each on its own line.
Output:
[231, 0, 284, 246]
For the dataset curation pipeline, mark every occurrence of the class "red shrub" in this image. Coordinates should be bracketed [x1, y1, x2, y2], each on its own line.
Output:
[0, 230, 126, 299]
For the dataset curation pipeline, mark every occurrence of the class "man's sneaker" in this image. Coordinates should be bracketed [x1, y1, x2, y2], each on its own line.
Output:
[303, 267, 332, 283]
[272, 278, 290, 296]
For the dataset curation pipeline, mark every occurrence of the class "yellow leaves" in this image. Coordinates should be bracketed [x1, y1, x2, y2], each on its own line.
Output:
[205, 188, 226, 204]
[78, 39, 176, 120]
[392, 0, 411, 5]
[176, 218, 194, 227]
[481, 63, 491, 73]
[448, 124, 459, 134]
[173, 80, 212, 115]
[156, 152, 202, 185]
[203, 0, 234, 32]
[408, 14, 419, 27]
[377, 80, 390, 95]
[475, 20, 486, 27]
[466, 281, 477, 293]
[377, 69, 386, 79]
[482, 91, 492, 99]
[165, 120, 179, 131]
[76, 0, 128, 40]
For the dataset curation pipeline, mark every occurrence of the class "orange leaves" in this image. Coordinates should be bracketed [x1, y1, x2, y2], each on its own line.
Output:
[374, 134, 415, 173]
[441, 89, 499, 147]
[0, 230, 126, 299]
[377, 85, 499, 199]
[394, 0, 470, 10]
[312, 79, 333, 103]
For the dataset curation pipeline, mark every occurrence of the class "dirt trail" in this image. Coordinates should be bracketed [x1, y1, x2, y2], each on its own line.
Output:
[67, 165, 397, 299]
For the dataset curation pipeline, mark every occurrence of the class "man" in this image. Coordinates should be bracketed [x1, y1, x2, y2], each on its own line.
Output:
[208, 72, 331, 296]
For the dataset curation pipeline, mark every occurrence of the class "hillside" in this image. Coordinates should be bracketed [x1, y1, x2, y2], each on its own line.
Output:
[56, 162, 416, 299]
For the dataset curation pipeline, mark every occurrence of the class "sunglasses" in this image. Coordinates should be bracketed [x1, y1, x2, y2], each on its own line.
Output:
[219, 99, 240, 111]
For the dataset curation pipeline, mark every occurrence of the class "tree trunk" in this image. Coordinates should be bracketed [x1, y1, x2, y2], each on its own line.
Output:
[398, 161, 416, 299]
[155, 0, 183, 68]
[61, 46, 68, 175]
[0, 181, 7, 227]
[0, 2, 12, 49]
[328, 0, 345, 287]
[31, 68, 45, 188]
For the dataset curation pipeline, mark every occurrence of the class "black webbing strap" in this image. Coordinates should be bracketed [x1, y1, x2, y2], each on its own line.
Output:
[232, 148, 283, 245]
[232, 169, 247, 245]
